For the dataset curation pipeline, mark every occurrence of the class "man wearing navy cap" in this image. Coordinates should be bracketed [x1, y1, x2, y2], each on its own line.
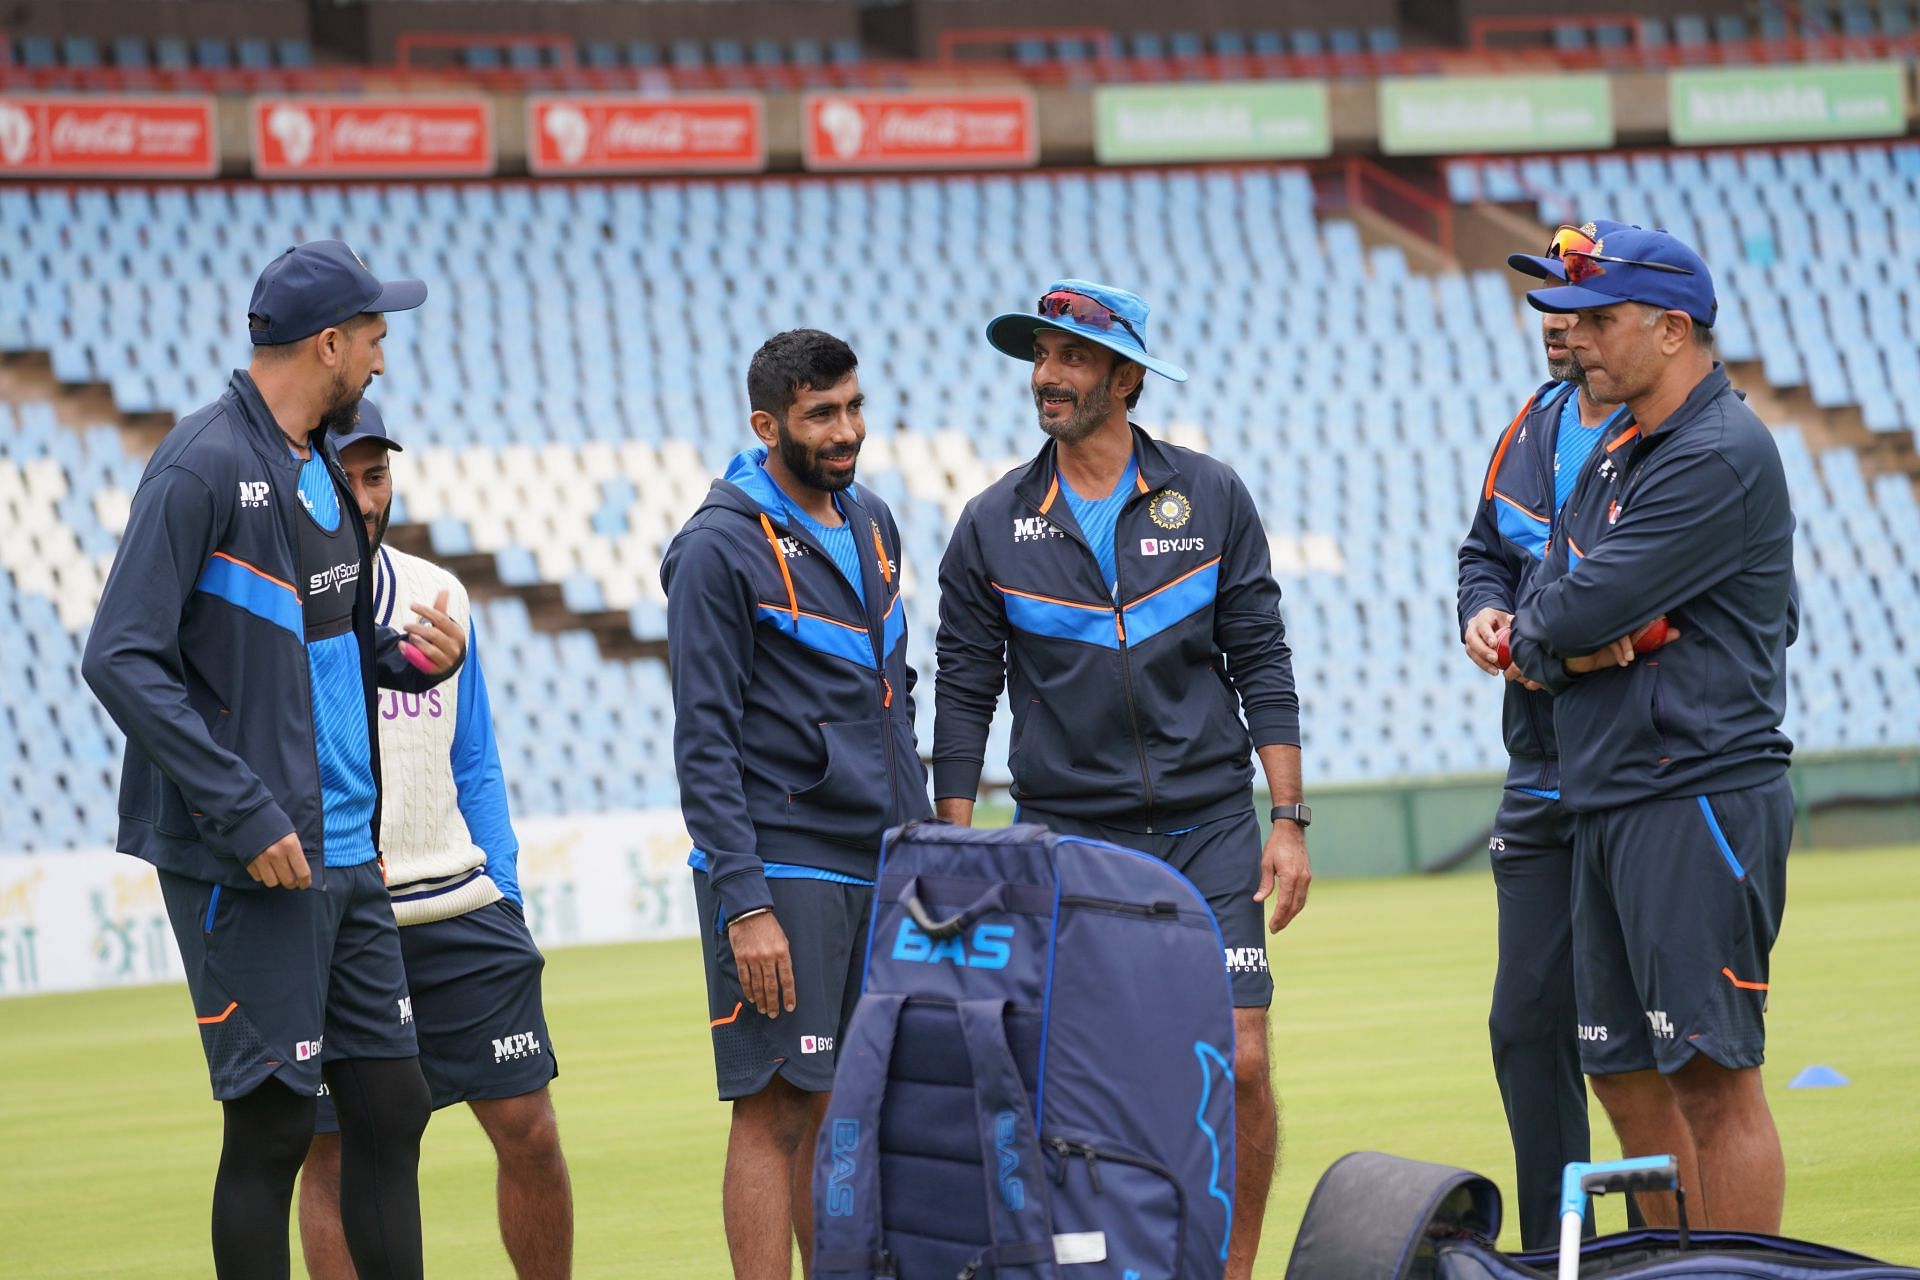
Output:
[1507, 229, 1796, 1231]
[84, 240, 463, 1279]
[299, 402, 572, 1279]
[1455, 221, 1637, 1248]
[934, 280, 1306, 1277]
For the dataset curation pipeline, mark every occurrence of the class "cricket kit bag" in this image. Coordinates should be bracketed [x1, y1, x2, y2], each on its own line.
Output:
[812, 820, 1238, 1279]
[1285, 1151, 1920, 1280]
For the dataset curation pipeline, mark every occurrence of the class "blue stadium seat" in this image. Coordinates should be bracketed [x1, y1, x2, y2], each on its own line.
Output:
[193, 37, 231, 70]
[111, 37, 149, 69]
[60, 36, 100, 69]
[236, 38, 273, 71]
[276, 38, 312, 69]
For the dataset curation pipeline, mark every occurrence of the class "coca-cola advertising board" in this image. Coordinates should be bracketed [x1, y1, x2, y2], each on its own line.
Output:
[0, 96, 218, 178]
[802, 92, 1038, 171]
[251, 99, 494, 178]
[527, 96, 764, 175]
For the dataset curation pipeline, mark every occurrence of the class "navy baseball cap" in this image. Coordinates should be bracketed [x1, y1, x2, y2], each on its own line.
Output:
[1525, 226, 1717, 329]
[330, 398, 403, 454]
[1507, 218, 1639, 282]
[247, 239, 426, 345]
[987, 279, 1188, 382]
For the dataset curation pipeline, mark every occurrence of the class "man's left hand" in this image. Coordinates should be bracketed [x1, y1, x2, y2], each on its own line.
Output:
[1254, 818, 1311, 934]
[403, 590, 466, 675]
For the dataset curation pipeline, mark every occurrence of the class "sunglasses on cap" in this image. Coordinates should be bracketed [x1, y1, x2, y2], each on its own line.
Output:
[1545, 225, 1696, 287]
[1038, 291, 1143, 345]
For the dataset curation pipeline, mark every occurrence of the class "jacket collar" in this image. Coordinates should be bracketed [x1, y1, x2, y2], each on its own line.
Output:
[226, 368, 349, 471]
[712, 445, 870, 528]
[1013, 420, 1181, 511]
[1641, 362, 1731, 439]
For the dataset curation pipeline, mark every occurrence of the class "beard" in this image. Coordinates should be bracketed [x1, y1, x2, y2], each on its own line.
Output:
[1035, 378, 1113, 445]
[366, 500, 392, 552]
[776, 423, 859, 493]
[316, 368, 365, 440]
[1545, 338, 1586, 387]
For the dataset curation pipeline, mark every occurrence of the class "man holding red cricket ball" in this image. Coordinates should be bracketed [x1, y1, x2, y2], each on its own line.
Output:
[1504, 225, 1799, 1236]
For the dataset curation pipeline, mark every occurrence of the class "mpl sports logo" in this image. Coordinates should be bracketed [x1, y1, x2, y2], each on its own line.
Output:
[799, 1034, 835, 1055]
[1139, 536, 1206, 556]
[1645, 1009, 1675, 1039]
[397, 997, 413, 1025]
[1225, 946, 1269, 974]
[492, 1030, 543, 1063]
[1012, 515, 1062, 543]
[238, 481, 270, 509]
[777, 535, 809, 559]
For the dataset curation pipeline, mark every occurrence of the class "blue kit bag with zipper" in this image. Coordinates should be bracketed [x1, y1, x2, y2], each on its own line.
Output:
[812, 820, 1237, 1279]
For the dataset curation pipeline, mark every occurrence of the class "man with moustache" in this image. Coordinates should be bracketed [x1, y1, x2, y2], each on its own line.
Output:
[1510, 227, 1796, 1232]
[932, 280, 1306, 1279]
[1456, 223, 1635, 1249]
[300, 401, 571, 1280]
[662, 329, 929, 1278]
[83, 241, 465, 1279]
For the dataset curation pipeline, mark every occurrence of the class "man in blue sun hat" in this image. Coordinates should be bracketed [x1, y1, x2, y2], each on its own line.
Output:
[1456, 219, 1639, 1249]
[1507, 227, 1797, 1233]
[932, 279, 1307, 1278]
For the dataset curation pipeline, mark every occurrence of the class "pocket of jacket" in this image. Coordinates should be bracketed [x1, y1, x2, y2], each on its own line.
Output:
[788, 718, 890, 827]
[1647, 661, 1674, 762]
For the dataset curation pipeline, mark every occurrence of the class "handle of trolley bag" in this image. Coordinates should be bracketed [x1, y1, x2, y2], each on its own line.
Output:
[898, 878, 1010, 940]
[1558, 1156, 1686, 1280]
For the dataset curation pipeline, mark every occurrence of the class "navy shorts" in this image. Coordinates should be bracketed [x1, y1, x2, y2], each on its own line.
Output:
[1571, 776, 1793, 1075]
[315, 898, 556, 1131]
[159, 860, 416, 1101]
[1017, 806, 1274, 1008]
[693, 871, 873, 1100]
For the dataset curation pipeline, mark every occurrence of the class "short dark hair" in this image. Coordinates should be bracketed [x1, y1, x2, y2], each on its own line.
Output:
[1694, 322, 1715, 351]
[747, 329, 858, 422]
[250, 310, 377, 360]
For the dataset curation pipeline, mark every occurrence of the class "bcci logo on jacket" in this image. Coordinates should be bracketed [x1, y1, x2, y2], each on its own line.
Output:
[1148, 489, 1192, 530]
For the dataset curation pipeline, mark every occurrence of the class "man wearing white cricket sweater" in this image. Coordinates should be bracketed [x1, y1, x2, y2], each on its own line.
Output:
[298, 401, 573, 1280]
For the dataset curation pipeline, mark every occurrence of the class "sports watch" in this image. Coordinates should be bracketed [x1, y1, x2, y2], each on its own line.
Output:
[1270, 804, 1312, 828]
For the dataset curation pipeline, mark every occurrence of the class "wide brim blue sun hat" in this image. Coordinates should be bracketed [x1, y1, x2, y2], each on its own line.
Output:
[986, 278, 1188, 383]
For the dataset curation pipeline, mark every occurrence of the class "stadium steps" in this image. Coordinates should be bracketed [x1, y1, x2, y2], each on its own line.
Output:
[0, 353, 170, 453]
[382, 522, 667, 664]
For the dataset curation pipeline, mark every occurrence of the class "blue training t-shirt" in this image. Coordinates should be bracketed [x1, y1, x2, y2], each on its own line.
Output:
[778, 484, 866, 609]
[1553, 391, 1626, 514]
[1059, 455, 1138, 597]
[295, 451, 378, 868]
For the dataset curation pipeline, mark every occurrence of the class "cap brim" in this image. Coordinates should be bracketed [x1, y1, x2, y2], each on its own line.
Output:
[985, 313, 1188, 383]
[331, 431, 402, 453]
[367, 278, 427, 314]
[1525, 283, 1630, 314]
[1507, 253, 1569, 282]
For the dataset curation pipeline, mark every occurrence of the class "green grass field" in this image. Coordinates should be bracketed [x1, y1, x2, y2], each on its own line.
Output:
[4, 844, 1916, 1277]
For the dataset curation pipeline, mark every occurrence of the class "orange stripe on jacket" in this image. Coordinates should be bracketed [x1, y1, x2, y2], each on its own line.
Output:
[195, 1001, 239, 1025]
[1037, 476, 1060, 515]
[1491, 491, 1548, 524]
[757, 602, 869, 633]
[710, 1001, 744, 1028]
[1605, 423, 1641, 453]
[757, 514, 799, 624]
[1123, 556, 1224, 608]
[1721, 967, 1769, 991]
[991, 582, 1110, 612]
[1482, 393, 1538, 501]
[209, 551, 299, 598]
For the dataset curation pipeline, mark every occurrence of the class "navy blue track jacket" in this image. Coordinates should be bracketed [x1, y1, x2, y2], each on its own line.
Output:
[82, 371, 457, 888]
[933, 424, 1299, 832]
[1457, 380, 1614, 793]
[661, 449, 929, 921]
[1510, 365, 1798, 811]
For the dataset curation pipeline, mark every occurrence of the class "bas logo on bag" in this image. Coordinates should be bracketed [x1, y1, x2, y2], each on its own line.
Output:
[891, 918, 1013, 969]
[825, 1119, 859, 1217]
[995, 1110, 1026, 1211]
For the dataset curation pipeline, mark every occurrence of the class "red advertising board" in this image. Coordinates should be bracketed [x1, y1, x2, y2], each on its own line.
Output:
[527, 96, 764, 175]
[0, 96, 218, 178]
[802, 92, 1038, 171]
[251, 99, 494, 178]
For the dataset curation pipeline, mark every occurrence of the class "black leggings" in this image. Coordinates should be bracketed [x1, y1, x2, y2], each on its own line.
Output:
[214, 1060, 430, 1280]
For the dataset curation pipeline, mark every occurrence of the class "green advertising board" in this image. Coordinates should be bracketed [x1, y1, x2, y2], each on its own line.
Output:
[1379, 75, 1613, 154]
[1669, 63, 1907, 144]
[1093, 83, 1331, 163]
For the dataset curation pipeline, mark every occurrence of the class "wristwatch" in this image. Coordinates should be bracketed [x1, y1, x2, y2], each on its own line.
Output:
[1270, 804, 1312, 828]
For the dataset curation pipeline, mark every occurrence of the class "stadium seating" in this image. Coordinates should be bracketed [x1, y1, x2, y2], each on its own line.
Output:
[2, 148, 1916, 850]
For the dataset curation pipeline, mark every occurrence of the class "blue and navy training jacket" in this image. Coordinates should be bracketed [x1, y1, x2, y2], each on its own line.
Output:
[661, 449, 929, 921]
[933, 424, 1299, 831]
[1510, 365, 1798, 811]
[1457, 380, 1625, 793]
[82, 371, 457, 888]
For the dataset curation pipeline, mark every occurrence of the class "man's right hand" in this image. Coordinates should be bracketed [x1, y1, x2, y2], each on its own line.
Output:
[247, 833, 311, 889]
[729, 910, 796, 1018]
[935, 797, 975, 827]
[1464, 607, 1513, 675]
[1564, 634, 1638, 674]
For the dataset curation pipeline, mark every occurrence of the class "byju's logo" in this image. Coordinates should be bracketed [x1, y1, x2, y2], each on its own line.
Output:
[1138, 536, 1206, 556]
[492, 1031, 543, 1062]
[826, 1119, 860, 1217]
[799, 1034, 834, 1054]
[238, 481, 270, 509]
[1012, 516, 1061, 543]
[1579, 1024, 1609, 1042]
[994, 1110, 1025, 1211]
[294, 1037, 324, 1062]
[891, 919, 1012, 969]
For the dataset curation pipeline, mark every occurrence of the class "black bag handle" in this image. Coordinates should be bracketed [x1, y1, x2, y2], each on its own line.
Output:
[898, 876, 1009, 939]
